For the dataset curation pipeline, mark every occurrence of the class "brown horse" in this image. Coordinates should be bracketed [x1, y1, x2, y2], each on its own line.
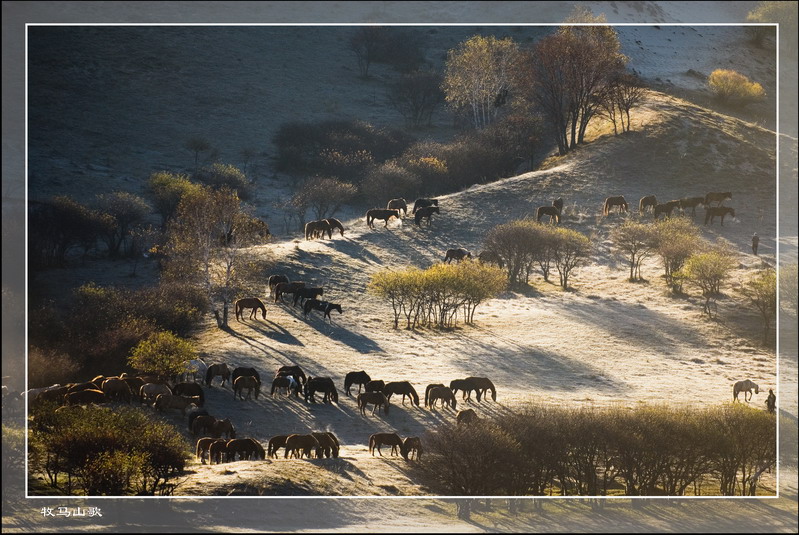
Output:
[344, 370, 371, 396]
[365, 380, 385, 393]
[191, 415, 217, 436]
[274, 281, 306, 303]
[65, 389, 106, 406]
[464, 376, 497, 402]
[205, 363, 231, 388]
[400, 436, 423, 461]
[412, 198, 438, 213]
[704, 206, 735, 226]
[304, 376, 338, 403]
[639, 195, 657, 214]
[285, 434, 320, 459]
[305, 219, 332, 240]
[196, 437, 225, 464]
[154, 394, 200, 415]
[233, 375, 261, 401]
[357, 391, 389, 416]
[267, 435, 289, 458]
[425, 383, 446, 407]
[444, 248, 472, 263]
[366, 208, 401, 228]
[324, 218, 345, 237]
[477, 251, 504, 270]
[536, 205, 561, 223]
[369, 432, 403, 456]
[386, 198, 408, 217]
[270, 375, 301, 397]
[139, 382, 172, 404]
[303, 299, 343, 322]
[427, 385, 457, 410]
[449, 378, 478, 402]
[679, 196, 705, 216]
[383, 381, 420, 406]
[208, 438, 229, 464]
[224, 438, 261, 462]
[210, 418, 236, 439]
[293, 287, 324, 307]
[173, 382, 205, 405]
[414, 205, 439, 226]
[603, 195, 628, 216]
[275, 365, 307, 386]
[457, 408, 479, 425]
[704, 191, 732, 206]
[235, 298, 266, 321]
[653, 200, 681, 220]
[101, 378, 132, 404]
[268, 274, 289, 296]
[311, 432, 340, 458]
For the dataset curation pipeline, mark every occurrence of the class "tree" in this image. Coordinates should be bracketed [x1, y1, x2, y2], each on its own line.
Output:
[680, 247, 737, 318]
[653, 217, 702, 293]
[747, 1, 797, 54]
[599, 72, 647, 134]
[297, 176, 357, 220]
[388, 70, 444, 128]
[442, 35, 520, 129]
[193, 163, 252, 200]
[740, 268, 777, 344]
[707, 69, 766, 107]
[550, 227, 592, 290]
[483, 220, 538, 286]
[611, 220, 657, 281]
[148, 171, 202, 228]
[185, 136, 212, 170]
[349, 26, 384, 78]
[128, 330, 197, 377]
[95, 192, 151, 258]
[780, 262, 798, 317]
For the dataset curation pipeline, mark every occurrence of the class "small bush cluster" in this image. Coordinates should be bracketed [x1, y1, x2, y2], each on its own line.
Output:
[29, 404, 189, 496]
[707, 69, 766, 106]
[192, 163, 252, 200]
[368, 261, 507, 329]
[417, 403, 776, 497]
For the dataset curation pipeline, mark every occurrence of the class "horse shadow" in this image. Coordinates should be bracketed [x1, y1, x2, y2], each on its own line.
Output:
[284, 305, 383, 354]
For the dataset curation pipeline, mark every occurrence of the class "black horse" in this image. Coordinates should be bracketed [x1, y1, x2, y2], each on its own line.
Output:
[303, 299, 343, 322]
[304, 376, 338, 403]
[383, 381, 420, 407]
[704, 206, 736, 226]
[414, 205, 439, 226]
[344, 371, 371, 396]
[412, 198, 439, 213]
[293, 287, 324, 307]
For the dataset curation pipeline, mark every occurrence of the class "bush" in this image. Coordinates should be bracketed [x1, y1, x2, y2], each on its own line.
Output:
[680, 245, 737, 317]
[27, 346, 81, 388]
[193, 163, 252, 200]
[653, 217, 702, 292]
[707, 69, 766, 106]
[128, 330, 198, 377]
[148, 171, 201, 227]
[360, 161, 422, 204]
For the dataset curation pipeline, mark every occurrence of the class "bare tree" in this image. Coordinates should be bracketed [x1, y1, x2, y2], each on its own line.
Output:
[350, 27, 384, 78]
[387, 70, 444, 128]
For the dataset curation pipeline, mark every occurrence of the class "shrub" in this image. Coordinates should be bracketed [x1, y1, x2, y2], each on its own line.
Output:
[740, 268, 777, 344]
[94, 192, 151, 258]
[550, 227, 592, 290]
[680, 246, 737, 317]
[148, 171, 201, 227]
[128, 331, 198, 377]
[193, 163, 252, 199]
[707, 69, 766, 106]
[296, 176, 358, 220]
[611, 219, 657, 282]
[360, 161, 422, 204]
[653, 217, 702, 292]
[27, 346, 81, 388]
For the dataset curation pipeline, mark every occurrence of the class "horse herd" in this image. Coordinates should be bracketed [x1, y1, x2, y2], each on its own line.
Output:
[602, 191, 736, 226]
[366, 197, 440, 229]
[232, 274, 343, 325]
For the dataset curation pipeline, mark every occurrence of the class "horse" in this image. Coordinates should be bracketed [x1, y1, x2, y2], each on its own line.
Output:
[274, 281, 306, 303]
[268, 274, 289, 296]
[324, 218, 345, 237]
[414, 205, 439, 226]
[553, 198, 564, 213]
[766, 389, 776, 413]
[196, 437, 225, 465]
[679, 196, 705, 216]
[383, 381, 420, 407]
[704, 191, 732, 206]
[232, 367, 261, 386]
[208, 438, 229, 464]
[464, 376, 497, 402]
[457, 408, 479, 425]
[400, 436, 423, 461]
[387, 198, 408, 217]
[427, 385, 457, 410]
[101, 377, 132, 404]
[536, 206, 561, 223]
[187, 406, 209, 431]
[233, 376, 261, 401]
[639, 195, 657, 214]
[704, 206, 735, 226]
[173, 382, 205, 405]
[444, 248, 472, 263]
[191, 415, 217, 436]
[304, 376, 338, 403]
[67, 381, 102, 394]
[35, 385, 70, 405]
[305, 219, 332, 240]
[425, 383, 446, 407]
[311, 432, 340, 458]
[65, 389, 106, 406]
[267, 435, 290, 458]
[210, 418, 236, 439]
[369, 432, 403, 456]
[477, 250, 504, 269]
[603, 195, 628, 216]
[285, 434, 321, 459]
[154, 394, 200, 415]
[303, 299, 343, 322]
[121, 376, 145, 400]
[365, 380, 385, 393]
[733, 379, 760, 402]
[180, 358, 208, 383]
[412, 198, 438, 213]
[344, 371, 371, 396]
[653, 200, 681, 220]
[205, 363, 231, 388]
[275, 365, 306, 386]
[225, 438, 261, 462]
[139, 382, 172, 404]
[270, 375, 301, 397]
[366, 208, 401, 229]
[293, 287, 324, 307]
[449, 378, 478, 402]
[235, 298, 267, 321]
[357, 391, 389, 416]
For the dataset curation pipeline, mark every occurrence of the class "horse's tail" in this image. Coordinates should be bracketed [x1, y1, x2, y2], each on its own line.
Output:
[205, 366, 213, 387]
[368, 435, 375, 454]
[536, 207, 543, 221]
[603, 198, 610, 216]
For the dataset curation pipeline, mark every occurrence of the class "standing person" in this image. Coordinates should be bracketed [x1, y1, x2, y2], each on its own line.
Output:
[766, 389, 776, 413]
[752, 233, 759, 255]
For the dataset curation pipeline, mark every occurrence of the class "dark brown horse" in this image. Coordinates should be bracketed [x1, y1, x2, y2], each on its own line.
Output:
[293, 287, 324, 307]
[305, 219, 332, 240]
[365, 380, 385, 393]
[386, 198, 408, 217]
[366, 208, 401, 228]
[274, 281, 305, 303]
[369, 432, 402, 456]
[444, 248, 472, 263]
[311, 432, 340, 458]
[285, 434, 320, 459]
[268, 274, 289, 296]
[205, 363, 231, 388]
[400, 436, 423, 461]
[270, 375, 301, 397]
[383, 381, 420, 406]
[704, 206, 735, 226]
[324, 218, 345, 237]
[639, 195, 657, 214]
[233, 376, 261, 400]
[536, 206, 561, 223]
[704, 191, 732, 206]
[477, 250, 504, 269]
[427, 385, 457, 410]
[414, 205, 439, 226]
[679, 196, 705, 216]
[303, 299, 342, 322]
[603, 195, 628, 216]
[344, 370, 371, 396]
[173, 382, 205, 405]
[275, 365, 307, 386]
[464, 376, 497, 402]
[357, 391, 389, 415]
[235, 297, 266, 321]
[457, 408, 479, 425]
[209, 418, 236, 439]
[412, 198, 438, 213]
[267, 435, 289, 458]
[654, 200, 681, 220]
[304, 376, 338, 403]
[425, 383, 446, 407]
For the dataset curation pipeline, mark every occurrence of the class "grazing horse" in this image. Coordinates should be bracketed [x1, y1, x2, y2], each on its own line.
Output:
[210, 418, 236, 439]
[444, 248, 472, 263]
[303, 299, 343, 322]
[232, 367, 261, 387]
[324, 218, 345, 237]
[639, 195, 657, 214]
[365, 380, 385, 393]
[366, 208, 401, 229]
[173, 382, 205, 405]
[65, 389, 106, 406]
[267, 435, 290, 458]
[101, 378, 132, 404]
[139, 383, 172, 404]
[155, 394, 200, 415]
[553, 198, 564, 213]
[270, 375, 301, 397]
[191, 415, 217, 436]
[205, 363, 231, 388]
[449, 378, 478, 402]
[293, 287, 324, 307]
[414, 205, 439, 226]
[457, 408, 479, 425]
[312, 432, 341, 458]
[285, 434, 321, 459]
[383, 381, 420, 407]
[274, 281, 305, 303]
[603, 195, 629, 216]
[187, 406, 209, 432]
[704, 206, 735, 226]
[704, 191, 732, 206]
[425, 383, 446, 407]
[400, 436, 423, 461]
[357, 391, 390, 416]
[766, 389, 776, 413]
[344, 371, 371, 396]
[733, 379, 760, 402]
[477, 251, 504, 269]
[679, 196, 705, 216]
[276, 365, 307, 386]
[305, 219, 332, 240]
[208, 439, 229, 465]
[386, 198, 408, 217]
[369, 432, 403, 456]
[196, 437, 225, 465]
[427, 385, 457, 410]
[653, 200, 681, 220]
[233, 376, 261, 400]
[268, 274, 289, 296]
[235, 297, 267, 321]
[412, 198, 439, 213]
[464, 376, 497, 402]
[304, 376, 339, 403]
[536, 206, 561, 223]
[180, 359, 208, 383]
